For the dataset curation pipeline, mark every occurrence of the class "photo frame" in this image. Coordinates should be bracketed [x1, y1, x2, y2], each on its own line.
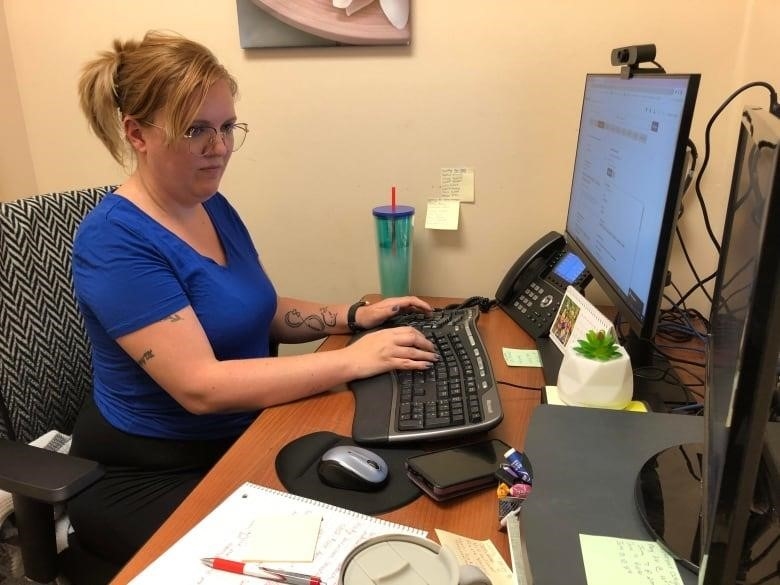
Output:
[237, 0, 411, 49]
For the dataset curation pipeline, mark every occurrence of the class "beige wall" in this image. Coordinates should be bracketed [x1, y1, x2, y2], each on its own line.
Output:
[3, 0, 777, 321]
[0, 4, 35, 199]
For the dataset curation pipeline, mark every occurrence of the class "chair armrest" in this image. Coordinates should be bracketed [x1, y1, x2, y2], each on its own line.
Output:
[0, 440, 104, 503]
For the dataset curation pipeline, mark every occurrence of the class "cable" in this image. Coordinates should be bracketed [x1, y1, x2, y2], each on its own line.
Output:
[671, 136, 714, 308]
[654, 342, 705, 360]
[693, 81, 779, 254]
[612, 310, 706, 404]
[668, 280, 686, 306]
[497, 380, 544, 392]
[656, 349, 706, 370]
[633, 365, 698, 403]
[678, 138, 699, 219]
[745, 534, 780, 572]
[670, 138, 717, 307]
[678, 270, 718, 307]
[678, 443, 702, 481]
[445, 296, 497, 313]
[661, 363, 706, 390]
[673, 83, 777, 326]
[673, 225, 714, 305]
[749, 568, 779, 585]
[657, 302, 710, 343]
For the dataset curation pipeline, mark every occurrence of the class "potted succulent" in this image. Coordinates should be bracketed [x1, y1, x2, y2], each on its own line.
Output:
[557, 329, 633, 409]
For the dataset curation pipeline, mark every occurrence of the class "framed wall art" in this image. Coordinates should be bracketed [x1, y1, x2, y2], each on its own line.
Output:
[237, 0, 411, 48]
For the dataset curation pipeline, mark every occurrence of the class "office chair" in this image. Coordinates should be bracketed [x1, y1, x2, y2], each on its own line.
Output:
[0, 186, 118, 584]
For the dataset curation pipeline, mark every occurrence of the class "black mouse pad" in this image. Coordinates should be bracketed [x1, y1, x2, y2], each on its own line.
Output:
[275, 432, 424, 515]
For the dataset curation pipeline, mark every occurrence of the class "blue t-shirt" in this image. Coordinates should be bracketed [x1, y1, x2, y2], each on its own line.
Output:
[72, 192, 277, 440]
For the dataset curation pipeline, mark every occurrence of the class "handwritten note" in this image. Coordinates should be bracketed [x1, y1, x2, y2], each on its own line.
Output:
[440, 167, 475, 202]
[436, 529, 515, 585]
[579, 534, 683, 585]
[502, 348, 542, 368]
[425, 198, 460, 230]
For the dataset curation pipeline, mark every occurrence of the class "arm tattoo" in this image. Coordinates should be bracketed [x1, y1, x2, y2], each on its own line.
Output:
[136, 315, 177, 367]
[284, 306, 338, 332]
[136, 349, 155, 367]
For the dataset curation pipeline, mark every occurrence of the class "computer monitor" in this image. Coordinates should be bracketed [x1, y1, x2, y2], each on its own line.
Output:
[636, 105, 780, 584]
[563, 73, 700, 382]
[701, 105, 780, 583]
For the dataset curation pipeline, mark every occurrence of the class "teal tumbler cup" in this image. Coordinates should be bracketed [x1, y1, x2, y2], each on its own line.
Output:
[372, 205, 414, 297]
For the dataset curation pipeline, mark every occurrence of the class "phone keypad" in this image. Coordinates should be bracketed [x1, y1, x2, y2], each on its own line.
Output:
[513, 282, 560, 336]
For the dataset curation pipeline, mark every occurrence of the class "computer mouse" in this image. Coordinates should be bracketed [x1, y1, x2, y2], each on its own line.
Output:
[317, 445, 389, 492]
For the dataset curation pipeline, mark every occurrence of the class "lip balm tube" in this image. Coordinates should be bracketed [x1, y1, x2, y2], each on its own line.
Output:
[504, 448, 532, 484]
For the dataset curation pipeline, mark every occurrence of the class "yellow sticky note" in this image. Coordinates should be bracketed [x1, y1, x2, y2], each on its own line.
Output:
[440, 167, 475, 202]
[425, 198, 460, 230]
[502, 347, 542, 367]
[244, 514, 322, 562]
[579, 534, 683, 585]
[623, 401, 649, 413]
[545, 386, 648, 412]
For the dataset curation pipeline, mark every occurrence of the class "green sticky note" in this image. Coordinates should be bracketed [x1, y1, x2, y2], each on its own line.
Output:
[502, 348, 542, 367]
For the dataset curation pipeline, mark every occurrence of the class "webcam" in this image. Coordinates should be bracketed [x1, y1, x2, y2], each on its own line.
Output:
[611, 44, 656, 67]
[611, 44, 663, 78]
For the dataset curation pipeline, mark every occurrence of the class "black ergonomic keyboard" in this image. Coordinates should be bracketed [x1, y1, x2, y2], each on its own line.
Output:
[348, 305, 503, 444]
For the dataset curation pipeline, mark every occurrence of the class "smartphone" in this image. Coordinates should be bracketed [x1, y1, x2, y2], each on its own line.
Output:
[405, 438, 510, 501]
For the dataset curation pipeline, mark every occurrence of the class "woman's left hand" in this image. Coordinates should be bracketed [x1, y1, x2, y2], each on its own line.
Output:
[354, 296, 433, 330]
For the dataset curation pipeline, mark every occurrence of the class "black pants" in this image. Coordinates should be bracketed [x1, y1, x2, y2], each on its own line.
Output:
[67, 397, 239, 569]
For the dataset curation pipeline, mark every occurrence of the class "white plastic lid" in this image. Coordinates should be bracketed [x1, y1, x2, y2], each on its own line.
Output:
[339, 534, 490, 585]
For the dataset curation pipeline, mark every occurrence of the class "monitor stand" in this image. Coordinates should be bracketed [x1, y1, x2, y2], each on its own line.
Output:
[634, 442, 703, 575]
[636, 426, 780, 581]
[537, 331, 694, 411]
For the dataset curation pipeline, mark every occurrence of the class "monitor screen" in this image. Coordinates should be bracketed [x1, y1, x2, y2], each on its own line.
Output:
[635, 105, 780, 585]
[564, 73, 700, 341]
[701, 106, 780, 584]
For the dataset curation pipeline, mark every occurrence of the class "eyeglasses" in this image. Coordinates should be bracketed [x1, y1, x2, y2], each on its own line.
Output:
[147, 122, 249, 155]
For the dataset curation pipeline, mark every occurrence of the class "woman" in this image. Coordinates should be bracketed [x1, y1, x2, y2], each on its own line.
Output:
[69, 30, 437, 574]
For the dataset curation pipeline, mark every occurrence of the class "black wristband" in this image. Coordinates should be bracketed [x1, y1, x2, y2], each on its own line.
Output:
[347, 301, 368, 332]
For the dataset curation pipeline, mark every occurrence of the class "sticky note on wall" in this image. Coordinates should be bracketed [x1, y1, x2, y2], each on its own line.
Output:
[441, 167, 475, 202]
[425, 199, 460, 230]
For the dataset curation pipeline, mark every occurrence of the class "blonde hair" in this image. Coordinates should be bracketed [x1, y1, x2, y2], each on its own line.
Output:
[78, 30, 238, 165]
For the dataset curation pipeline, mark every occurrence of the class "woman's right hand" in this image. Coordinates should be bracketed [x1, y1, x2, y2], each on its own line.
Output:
[345, 326, 438, 380]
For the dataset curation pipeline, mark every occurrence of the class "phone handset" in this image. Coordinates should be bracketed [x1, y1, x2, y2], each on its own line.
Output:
[495, 231, 591, 339]
[496, 232, 566, 304]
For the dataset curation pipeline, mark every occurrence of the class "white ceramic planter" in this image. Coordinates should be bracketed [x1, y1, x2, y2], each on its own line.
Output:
[557, 344, 634, 409]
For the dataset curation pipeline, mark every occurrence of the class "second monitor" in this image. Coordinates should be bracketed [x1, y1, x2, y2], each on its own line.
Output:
[562, 71, 701, 407]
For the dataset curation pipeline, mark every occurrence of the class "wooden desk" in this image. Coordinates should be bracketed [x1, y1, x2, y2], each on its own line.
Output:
[111, 297, 543, 584]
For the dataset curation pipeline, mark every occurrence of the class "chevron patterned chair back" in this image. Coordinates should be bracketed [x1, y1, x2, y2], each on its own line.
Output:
[0, 186, 123, 585]
[0, 186, 114, 445]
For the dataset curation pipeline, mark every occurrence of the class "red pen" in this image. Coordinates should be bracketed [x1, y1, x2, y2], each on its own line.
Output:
[201, 557, 323, 585]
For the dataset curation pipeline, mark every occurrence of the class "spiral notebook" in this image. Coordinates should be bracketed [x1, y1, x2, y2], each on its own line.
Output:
[128, 481, 427, 585]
